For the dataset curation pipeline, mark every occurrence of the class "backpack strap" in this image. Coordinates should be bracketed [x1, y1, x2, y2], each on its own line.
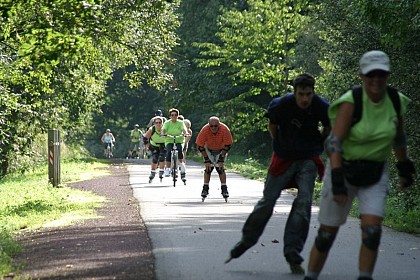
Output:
[350, 85, 363, 126]
[350, 85, 400, 126]
[386, 86, 401, 118]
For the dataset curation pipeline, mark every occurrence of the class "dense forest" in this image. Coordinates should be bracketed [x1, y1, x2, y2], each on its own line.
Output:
[1, 1, 419, 209]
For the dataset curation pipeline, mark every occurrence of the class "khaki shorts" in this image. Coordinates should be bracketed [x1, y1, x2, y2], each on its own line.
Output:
[318, 161, 391, 227]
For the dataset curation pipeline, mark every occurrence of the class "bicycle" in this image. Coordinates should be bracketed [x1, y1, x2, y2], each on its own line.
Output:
[104, 142, 114, 159]
[163, 134, 188, 187]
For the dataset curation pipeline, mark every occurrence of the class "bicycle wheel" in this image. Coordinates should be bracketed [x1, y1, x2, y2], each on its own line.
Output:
[105, 145, 110, 158]
[172, 150, 178, 187]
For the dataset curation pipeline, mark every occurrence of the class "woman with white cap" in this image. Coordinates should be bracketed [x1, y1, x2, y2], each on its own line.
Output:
[304, 51, 415, 280]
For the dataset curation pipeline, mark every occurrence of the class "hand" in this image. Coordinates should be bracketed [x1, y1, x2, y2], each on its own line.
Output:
[396, 159, 416, 189]
[205, 162, 212, 172]
[331, 167, 347, 196]
[333, 193, 348, 206]
[397, 176, 414, 191]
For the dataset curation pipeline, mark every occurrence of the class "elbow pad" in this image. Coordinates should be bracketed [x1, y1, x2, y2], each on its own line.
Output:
[324, 135, 343, 156]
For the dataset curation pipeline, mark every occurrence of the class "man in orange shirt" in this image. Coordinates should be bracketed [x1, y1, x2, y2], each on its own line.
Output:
[196, 116, 233, 201]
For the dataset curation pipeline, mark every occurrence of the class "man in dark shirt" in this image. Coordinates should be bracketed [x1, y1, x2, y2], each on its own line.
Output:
[225, 73, 331, 274]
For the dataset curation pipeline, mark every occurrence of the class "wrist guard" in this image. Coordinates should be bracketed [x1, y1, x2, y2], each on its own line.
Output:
[396, 159, 416, 187]
[331, 167, 347, 195]
[204, 157, 211, 164]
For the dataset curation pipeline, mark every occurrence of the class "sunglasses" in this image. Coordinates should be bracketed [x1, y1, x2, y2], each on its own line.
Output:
[155, 121, 162, 124]
[209, 124, 219, 128]
[365, 71, 388, 78]
[170, 114, 178, 117]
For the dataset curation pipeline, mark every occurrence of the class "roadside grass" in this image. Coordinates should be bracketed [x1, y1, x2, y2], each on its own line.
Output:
[0, 159, 109, 276]
[225, 155, 268, 181]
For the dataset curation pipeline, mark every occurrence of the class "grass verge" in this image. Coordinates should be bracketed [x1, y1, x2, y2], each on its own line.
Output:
[0, 158, 109, 276]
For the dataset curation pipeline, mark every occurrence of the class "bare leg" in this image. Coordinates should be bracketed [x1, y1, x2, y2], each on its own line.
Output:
[306, 225, 339, 278]
[359, 214, 382, 275]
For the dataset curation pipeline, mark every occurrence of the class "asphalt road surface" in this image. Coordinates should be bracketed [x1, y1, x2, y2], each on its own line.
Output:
[127, 159, 419, 280]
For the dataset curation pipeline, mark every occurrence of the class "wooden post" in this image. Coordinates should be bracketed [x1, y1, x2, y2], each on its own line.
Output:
[48, 129, 61, 186]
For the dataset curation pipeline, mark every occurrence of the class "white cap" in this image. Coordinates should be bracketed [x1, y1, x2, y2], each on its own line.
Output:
[359, 50, 390, 75]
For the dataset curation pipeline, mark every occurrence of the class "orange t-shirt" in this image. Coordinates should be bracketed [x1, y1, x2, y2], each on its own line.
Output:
[195, 123, 233, 150]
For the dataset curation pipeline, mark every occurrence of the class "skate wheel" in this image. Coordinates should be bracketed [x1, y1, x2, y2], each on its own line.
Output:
[224, 198, 228, 203]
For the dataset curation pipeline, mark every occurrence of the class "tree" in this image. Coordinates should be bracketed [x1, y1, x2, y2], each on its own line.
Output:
[0, 0, 180, 175]
[191, 0, 314, 154]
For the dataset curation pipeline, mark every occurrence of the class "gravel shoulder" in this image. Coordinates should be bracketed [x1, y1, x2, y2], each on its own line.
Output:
[11, 162, 155, 280]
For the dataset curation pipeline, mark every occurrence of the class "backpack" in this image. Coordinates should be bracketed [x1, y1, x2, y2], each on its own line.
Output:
[350, 85, 400, 126]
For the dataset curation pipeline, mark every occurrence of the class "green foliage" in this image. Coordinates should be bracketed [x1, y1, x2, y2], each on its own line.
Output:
[188, 0, 315, 145]
[0, 0, 180, 176]
[226, 155, 268, 181]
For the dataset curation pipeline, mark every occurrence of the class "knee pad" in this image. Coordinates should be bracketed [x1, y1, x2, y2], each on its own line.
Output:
[216, 166, 224, 175]
[158, 152, 165, 162]
[205, 166, 214, 174]
[152, 153, 159, 164]
[315, 228, 336, 253]
[362, 225, 382, 250]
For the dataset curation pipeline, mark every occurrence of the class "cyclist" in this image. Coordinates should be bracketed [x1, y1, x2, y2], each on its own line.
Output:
[128, 124, 144, 159]
[196, 116, 233, 199]
[101, 128, 115, 157]
[161, 108, 189, 182]
[143, 116, 166, 181]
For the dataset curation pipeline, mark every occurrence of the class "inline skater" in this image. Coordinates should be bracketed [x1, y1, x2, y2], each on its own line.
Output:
[143, 116, 166, 182]
[196, 116, 233, 201]
[225, 73, 330, 275]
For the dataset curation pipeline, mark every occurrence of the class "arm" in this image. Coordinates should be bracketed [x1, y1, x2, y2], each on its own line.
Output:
[393, 118, 416, 189]
[144, 129, 152, 140]
[101, 134, 105, 142]
[268, 121, 277, 140]
[185, 128, 192, 143]
[218, 128, 233, 164]
[326, 102, 353, 205]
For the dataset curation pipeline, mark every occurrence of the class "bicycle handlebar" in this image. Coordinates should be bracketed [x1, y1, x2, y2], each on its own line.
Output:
[161, 134, 190, 138]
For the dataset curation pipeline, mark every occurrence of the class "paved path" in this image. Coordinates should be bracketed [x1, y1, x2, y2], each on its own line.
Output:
[128, 160, 419, 280]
